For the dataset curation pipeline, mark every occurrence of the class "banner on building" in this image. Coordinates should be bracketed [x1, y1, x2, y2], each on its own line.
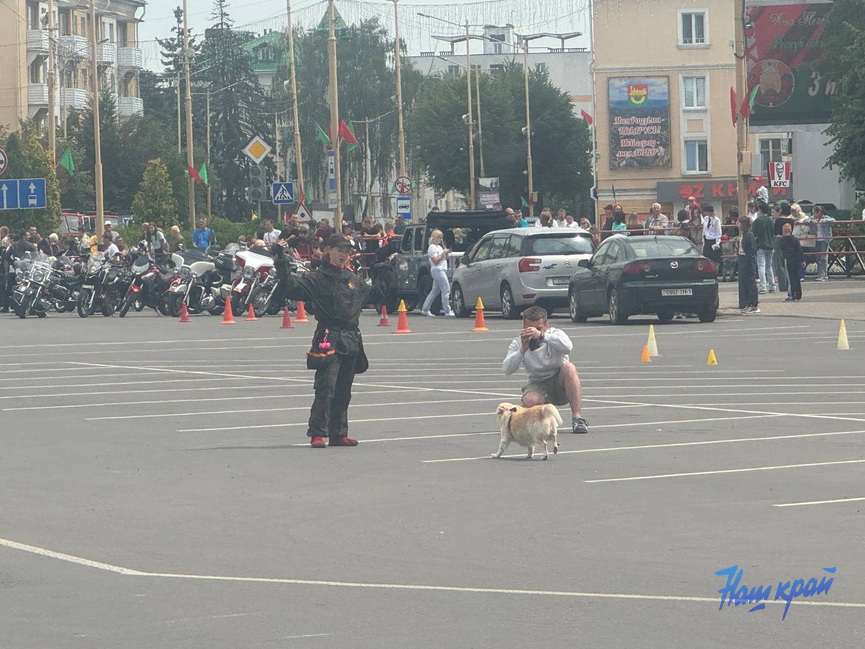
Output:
[656, 179, 791, 204]
[477, 177, 501, 209]
[745, 3, 834, 126]
[608, 77, 671, 170]
[769, 161, 792, 188]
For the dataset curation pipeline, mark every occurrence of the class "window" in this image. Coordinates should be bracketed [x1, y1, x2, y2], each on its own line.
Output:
[760, 138, 787, 178]
[488, 236, 509, 259]
[447, 65, 460, 77]
[680, 11, 707, 46]
[503, 235, 521, 258]
[535, 62, 548, 74]
[524, 234, 594, 256]
[470, 238, 494, 263]
[684, 139, 709, 173]
[489, 64, 504, 76]
[683, 76, 706, 109]
[258, 46, 273, 61]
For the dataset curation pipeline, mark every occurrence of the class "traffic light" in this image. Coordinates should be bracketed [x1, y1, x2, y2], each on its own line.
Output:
[247, 164, 265, 202]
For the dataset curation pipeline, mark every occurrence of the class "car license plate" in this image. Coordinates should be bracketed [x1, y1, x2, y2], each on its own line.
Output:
[550, 277, 570, 286]
[661, 288, 692, 296]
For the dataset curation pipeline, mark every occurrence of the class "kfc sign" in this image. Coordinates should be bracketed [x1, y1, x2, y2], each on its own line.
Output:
[656, 180, 790, 203]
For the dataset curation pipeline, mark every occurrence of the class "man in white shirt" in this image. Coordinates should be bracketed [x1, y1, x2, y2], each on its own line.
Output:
[102, 233, 120, 260]
[262, 220, 282, 246]
[754, 177, 769, 204]
[701, 204, 722, 265]
[645, 203, 669, 232]
[555, 208, 568, 228]
[503, 306, 589, 434]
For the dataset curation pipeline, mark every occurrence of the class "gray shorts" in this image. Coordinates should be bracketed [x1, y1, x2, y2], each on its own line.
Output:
[522, 366, 569, 406]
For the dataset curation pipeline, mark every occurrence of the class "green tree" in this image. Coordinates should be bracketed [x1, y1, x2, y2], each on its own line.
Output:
[198, 0, 269, 220]
[0, 124, 61, 234]
[132, 159, 179, 229]
[409, 64, 592, 213]
[820, 0, 865, 185]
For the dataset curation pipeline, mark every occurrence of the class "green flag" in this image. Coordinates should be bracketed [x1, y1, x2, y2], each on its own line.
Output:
[58, 148, 74, 175]
[521, 196, 529, 208]
[199, 162, 208, 185]
[315, 123, 331, 147]
[345, 121, 358, 153]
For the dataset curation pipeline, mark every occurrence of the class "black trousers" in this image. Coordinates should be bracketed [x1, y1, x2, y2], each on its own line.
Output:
[308, 352, 357, 438]
[737, 256, 758, 308]
[786, 260, 802, 300]
[703, 238, 721, 265]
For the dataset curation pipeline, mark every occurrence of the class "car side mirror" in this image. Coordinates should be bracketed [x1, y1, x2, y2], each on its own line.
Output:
[461, 254, 471, 266]
[578, 258, 590, 268]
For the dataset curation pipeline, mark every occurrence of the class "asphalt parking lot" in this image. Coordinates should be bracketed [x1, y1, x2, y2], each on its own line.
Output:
[2, 304, 864, 648]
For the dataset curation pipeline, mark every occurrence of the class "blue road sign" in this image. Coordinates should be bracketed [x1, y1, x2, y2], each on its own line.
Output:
[0, 180, 19, 210]
[19, 178, 46, 209]
[271, 182, 295, 204]
[396, 195, 411, 216]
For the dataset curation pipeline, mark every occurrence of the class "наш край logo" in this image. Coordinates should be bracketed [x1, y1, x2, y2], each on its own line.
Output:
[716, 565, 836, 620]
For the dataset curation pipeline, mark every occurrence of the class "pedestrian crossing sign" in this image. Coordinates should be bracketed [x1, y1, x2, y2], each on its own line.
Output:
[272, 182, 295, 204]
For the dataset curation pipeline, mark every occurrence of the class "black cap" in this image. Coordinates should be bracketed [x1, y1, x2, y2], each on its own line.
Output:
[325, 234, 352, 249]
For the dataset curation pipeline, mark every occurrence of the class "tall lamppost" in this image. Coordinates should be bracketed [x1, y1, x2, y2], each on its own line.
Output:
[89, 0, 105, 234]
[517, 32, 581, 218]
[420, 13, 482, 209]
[436, 55, 485, 177]
[182, 0, 196, 229]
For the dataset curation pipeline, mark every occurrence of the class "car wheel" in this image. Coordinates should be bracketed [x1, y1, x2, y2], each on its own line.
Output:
[656, 310, 674, 323]
[608, 288, 628, 325]
[451, 283, 471, 317]
[697, 307, 717, 323]
[500, 283, 519, 320]
[569, 288, 587, 323]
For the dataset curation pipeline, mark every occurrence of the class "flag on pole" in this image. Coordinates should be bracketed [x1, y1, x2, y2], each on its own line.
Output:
[521, 196, 529, 208]
[315, 124, 331, 146]
[339, 120, 360, 147]
[740, 86, 759, 119]
[58, 148, 75, 175]
[580, 109, 593, 125]
[186, 166, 202, 184]
[299, 184, 306, 204]
[730, 87, 738, 126]
[199, 163, 208, 185]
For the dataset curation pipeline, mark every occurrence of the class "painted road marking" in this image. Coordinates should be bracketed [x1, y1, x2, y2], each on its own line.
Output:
[584, 459, 865, 483]
[773, 496, 865, 508]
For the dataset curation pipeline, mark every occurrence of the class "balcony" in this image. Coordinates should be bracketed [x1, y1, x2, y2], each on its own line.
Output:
[117, 46, 143, 70]
[26, 30, 50, 53]
[59, 34, 88, 58]
[28, 83, 49, 106]
[61, 87, 88, 112]
[98, 42, 116, 66]
[117, 96, 143, 118]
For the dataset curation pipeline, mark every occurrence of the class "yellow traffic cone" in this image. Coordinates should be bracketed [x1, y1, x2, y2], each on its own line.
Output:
[838, 319, 850, 350]
[647, 324, 659, 357]
[706, 349, 718, 366]
[640, 345, 652, 363]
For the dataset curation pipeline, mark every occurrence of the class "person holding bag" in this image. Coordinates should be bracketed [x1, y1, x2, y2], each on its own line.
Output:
[273, 234, 384, 448]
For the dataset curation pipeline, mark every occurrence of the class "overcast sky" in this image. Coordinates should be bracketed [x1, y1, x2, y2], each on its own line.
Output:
[137, 0, 591, 71]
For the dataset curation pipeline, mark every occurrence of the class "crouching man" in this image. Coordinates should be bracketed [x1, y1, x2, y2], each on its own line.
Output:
[502, 306, 589, 434]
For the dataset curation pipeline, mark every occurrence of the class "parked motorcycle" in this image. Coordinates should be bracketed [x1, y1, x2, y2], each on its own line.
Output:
[76, 255, 127, 318]
[166, 248, 231, 316]
[230, 249, 277, 317]
[11, 252, 54, 318]
[117, 252, 179, 317]
[49, 255, 85, 313]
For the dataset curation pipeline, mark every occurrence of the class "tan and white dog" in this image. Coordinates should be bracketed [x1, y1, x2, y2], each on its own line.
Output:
[492, 402, 562, 460]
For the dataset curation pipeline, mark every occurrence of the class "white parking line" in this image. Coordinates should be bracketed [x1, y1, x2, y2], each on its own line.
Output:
[773, 497, 865, 508]
[424, 427, 865, 463]
[0, 376, 242, 392]
[584, 459, 865, 483]
[1, 536, 862, 610]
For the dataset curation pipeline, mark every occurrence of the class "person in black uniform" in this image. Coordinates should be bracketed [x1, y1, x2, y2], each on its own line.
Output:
[273, 234, 383, 448]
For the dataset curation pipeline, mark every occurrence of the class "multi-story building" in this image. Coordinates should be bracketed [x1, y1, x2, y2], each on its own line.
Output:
[592, 0, 743, 219]
[0, 0, 145, 133]
[406, 24, 593, 119]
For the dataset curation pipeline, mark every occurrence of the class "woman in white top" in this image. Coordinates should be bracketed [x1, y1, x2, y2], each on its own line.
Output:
[420, 229, 455, 316]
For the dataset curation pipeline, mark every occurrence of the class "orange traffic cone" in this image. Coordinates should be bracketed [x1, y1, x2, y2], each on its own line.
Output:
[640, 345, 651, 363]
[295, 300, 309, 323]
[220, 297, 236, 325]
[179, 302, 191, 323]
[280, 306, 294, 329]
[472, 297, 489, 332]
[394, 299, 412, 334]
[245, 304, 258, 321]
[378, 305, 390, 327]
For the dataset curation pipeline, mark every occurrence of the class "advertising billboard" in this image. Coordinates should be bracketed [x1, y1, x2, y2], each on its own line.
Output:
[745, 3, 834, 126]
[608, 77, 672, 170]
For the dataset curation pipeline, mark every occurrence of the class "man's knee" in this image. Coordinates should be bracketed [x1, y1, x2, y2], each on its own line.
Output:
[521, 391, 546, 407]
[559, 362, 580, 386]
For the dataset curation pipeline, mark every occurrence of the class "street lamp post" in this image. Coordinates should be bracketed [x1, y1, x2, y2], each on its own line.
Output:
[47, 0, 56, 165]
[436, 54, 485, 177]
[327, 0, 343, 230]
[182, 0, 196, 230]
[89, 0, 104, 234]
[285, 0, 304, 213]
[392, 0, 407, 179]
[421, 13, 480, 209]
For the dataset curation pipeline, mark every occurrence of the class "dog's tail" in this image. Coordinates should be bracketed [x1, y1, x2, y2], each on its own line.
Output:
[542, 404, 563, 428]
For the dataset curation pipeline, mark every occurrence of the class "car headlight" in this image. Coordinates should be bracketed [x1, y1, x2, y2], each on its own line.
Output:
[243, 266, 255, 279]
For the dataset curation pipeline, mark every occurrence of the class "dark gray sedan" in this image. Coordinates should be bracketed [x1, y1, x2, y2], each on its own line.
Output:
[567, 235, 719, 324]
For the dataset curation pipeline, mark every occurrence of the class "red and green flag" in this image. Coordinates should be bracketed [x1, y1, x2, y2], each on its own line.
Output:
[740, 85, 759, 120]
[339, 120, 359, 151]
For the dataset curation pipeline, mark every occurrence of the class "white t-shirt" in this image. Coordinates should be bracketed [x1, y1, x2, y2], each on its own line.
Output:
[428, 243, 446, 270]
[263, 230, 281, 245]
[105, 243, 120, 259]
[502, 327, 573, 382]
